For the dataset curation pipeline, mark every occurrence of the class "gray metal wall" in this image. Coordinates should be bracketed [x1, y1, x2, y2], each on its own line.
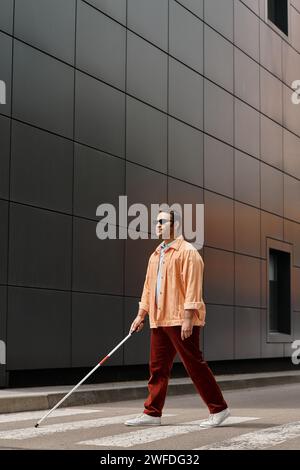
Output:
[1, 0, 300, 385]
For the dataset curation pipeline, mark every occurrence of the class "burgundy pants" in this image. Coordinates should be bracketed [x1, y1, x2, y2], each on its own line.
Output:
[143, 326, 228, 417]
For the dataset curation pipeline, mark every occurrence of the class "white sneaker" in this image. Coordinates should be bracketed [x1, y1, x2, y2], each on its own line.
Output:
[199, 408, 230, 428]
[124, 413, 161, 426]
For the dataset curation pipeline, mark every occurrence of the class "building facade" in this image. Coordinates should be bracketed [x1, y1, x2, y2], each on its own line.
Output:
[0, 0, 300, 387]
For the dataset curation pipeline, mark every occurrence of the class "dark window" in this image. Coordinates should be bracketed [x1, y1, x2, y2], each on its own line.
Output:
[268, 0, 288, 35]
[269, 249, 291, 335]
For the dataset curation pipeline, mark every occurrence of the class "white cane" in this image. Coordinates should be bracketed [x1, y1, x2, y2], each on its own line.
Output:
[34, 325, 142, 428]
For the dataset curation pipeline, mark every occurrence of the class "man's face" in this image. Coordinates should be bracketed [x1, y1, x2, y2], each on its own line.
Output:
[155, 212, 173, 240]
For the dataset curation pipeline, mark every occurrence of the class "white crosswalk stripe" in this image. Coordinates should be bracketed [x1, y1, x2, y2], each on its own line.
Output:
[0, 413, 175, 440]
[194, 421, 300, 450]
[79, 416, 258, 448]
[0, 408, 102, 424]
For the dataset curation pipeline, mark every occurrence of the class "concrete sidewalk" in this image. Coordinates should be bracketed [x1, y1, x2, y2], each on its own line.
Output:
[0, 369, 300, 414]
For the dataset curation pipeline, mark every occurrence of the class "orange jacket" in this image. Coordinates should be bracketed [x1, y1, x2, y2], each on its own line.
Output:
[139, 235, 206, 328]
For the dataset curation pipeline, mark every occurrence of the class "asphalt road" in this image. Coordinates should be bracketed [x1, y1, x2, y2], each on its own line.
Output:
[0, 383, 299, 451]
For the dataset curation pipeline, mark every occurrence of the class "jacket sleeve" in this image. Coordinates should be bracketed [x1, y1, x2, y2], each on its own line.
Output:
[138, 257, 151, 313]
[182, 249, 204, 311]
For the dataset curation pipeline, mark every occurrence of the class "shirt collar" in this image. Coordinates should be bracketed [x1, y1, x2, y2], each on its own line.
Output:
[155, 235, 184, 254]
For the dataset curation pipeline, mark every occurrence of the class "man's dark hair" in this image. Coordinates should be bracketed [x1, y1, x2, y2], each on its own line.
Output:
[159, 208, 181, 228]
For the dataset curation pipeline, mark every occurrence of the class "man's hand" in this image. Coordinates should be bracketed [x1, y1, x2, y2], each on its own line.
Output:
[181, 318, 193, 340]
[130, 314, 145, 334]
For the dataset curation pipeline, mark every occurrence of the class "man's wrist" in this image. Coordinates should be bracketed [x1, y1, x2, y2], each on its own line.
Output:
[183, 309, 196, 320]
[137, 309, 147, 320]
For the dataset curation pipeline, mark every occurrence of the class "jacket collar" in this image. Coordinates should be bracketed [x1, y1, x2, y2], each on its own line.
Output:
[154, 234, 184, 254]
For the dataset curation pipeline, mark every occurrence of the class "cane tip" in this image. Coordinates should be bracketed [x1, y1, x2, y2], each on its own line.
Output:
[35, 424, 39, 428]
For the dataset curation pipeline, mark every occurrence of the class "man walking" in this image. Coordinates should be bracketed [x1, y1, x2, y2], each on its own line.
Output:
[125, 209, 230, 428]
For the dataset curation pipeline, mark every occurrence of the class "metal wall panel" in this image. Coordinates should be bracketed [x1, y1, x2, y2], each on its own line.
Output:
[0, 115, 10, 199]
[75, 70, 125, 156]
[0, 0, 13, 34]
[11, 121, 73, 212]
[127, 31, 168, 111]
[204, 25, 233, 93]
[14, 0, 76, 64]
[9, 204, 72, 290]
[76, 1, 126, 89]
[0, 201, 8, 284]
[128, 0, 168, 51]
[126, 97, 167, 173]
[0, 32, 12, 117]
[7, 287, 71, 369]
[72, 218, 124, 295]
[168, 117, 203, 186]
[13, 41, 74, 137]
[72, 292, 123, 367]
[74, 144, 125, 220]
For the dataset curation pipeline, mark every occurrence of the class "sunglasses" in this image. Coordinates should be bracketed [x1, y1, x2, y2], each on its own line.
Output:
[154, 218, 172, 226]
